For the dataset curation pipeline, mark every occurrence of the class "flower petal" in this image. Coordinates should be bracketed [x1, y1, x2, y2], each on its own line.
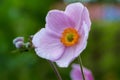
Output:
[82, 7, 91, 31]
[83, 68, 94, 80]
[71, 64, 94, 80]
[65, 3, 84, 29]
[74, 22, 89, 57]
[46, 10, 75, 37]
[71, 64, 82, 80]
[32, 28, 65, 61]
[55, 47, 77, 67]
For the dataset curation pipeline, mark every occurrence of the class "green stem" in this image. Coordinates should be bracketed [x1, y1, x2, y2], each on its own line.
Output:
[78, 55, 85, 80]
[48, 60, 62, 80]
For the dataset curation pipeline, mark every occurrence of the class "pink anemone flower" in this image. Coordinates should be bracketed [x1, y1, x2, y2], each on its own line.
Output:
[32, 2, 91, 67]
[70, 64, 94, 80]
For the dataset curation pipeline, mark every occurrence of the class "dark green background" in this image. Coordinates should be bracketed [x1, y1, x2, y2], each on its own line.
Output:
[0, 0, 120, 80]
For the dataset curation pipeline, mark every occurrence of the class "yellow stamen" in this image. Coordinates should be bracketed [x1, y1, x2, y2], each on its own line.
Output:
[60, 28, 79, 46]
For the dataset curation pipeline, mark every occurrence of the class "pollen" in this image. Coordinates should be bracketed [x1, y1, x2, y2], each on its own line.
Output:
[60, 28, 79, 46]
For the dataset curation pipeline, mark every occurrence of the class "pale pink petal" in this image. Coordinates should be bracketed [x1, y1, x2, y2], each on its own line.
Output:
[65, 3, 84, 30]
[82, 7, 91, 31]
[74, 22, 89, 57]
[71, 64, 94, 80]
[32, 28, 65, 61]
[55, 47, 77, 67]
[83, 68, 94, 80]
[46, 10, 75, 37]
[71, 64, 82, 80]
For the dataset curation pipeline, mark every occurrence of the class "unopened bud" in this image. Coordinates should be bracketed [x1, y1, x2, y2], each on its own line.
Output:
[15, 41, 25, 49]
[13, 37, 24, 45]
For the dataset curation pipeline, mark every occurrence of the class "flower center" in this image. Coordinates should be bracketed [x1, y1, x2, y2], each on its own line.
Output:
[60, 28, 79, 46]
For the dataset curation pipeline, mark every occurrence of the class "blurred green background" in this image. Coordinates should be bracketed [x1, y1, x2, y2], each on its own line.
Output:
[0, 0, 120, 80]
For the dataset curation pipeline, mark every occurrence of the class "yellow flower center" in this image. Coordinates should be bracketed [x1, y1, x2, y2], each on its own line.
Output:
[60, 28, 79, 46]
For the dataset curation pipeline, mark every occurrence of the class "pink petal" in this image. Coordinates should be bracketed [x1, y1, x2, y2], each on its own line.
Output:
[56, 47, 77, 67]
[83, 68, 94, 80]
[32, 28, 65, 61]
[71, 64, 82, 80]
[82, 7, 91, 31]
[71, 69, 82, 80]
[65, 3, 84, 30]
[46, 10, 75, 37]
[71, 64, 94, 80]
[74, 22, 89, 57]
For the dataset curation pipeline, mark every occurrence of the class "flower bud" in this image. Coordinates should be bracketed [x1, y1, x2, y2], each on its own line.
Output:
[13, 37, 24, 45]
[15, 41, 25, 49]
[70, 64, 94, 80]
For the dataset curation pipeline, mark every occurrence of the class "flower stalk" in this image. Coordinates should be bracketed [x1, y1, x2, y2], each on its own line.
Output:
[78, 55, 85, 80]
[48, 60, 62, 80]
